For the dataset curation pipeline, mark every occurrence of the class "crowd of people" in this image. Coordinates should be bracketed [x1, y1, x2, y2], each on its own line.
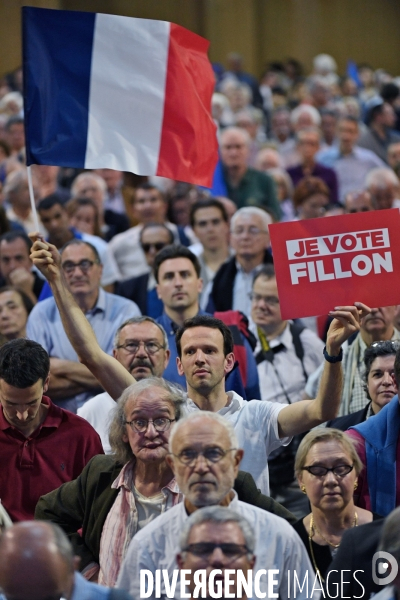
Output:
[1, 52, 400, 600]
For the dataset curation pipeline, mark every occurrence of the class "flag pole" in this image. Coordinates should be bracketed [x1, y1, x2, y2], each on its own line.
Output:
[27, 165, 40, 233]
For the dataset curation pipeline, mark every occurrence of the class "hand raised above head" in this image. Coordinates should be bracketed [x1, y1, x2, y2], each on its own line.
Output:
[327, 302, 371, 355]
[28, 232, 61, 282]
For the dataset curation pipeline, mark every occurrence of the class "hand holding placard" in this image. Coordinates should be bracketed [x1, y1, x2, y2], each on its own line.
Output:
[326, 302, 371, 356]
[269, 209, 400, 319]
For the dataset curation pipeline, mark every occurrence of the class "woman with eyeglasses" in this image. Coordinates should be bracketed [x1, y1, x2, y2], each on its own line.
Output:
[36, 378, 186, 588]
[346, 342, 400, 518]
[327, 340, 398, 431]
[292, 429, 378, 582]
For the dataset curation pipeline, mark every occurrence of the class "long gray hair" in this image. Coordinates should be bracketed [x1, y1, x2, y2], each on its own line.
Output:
[109, 377, 187, 464]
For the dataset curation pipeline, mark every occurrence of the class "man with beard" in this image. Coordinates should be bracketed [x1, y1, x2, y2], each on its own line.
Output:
[78, 316, 170, 453]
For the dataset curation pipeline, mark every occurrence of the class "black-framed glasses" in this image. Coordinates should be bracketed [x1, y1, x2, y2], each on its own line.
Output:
[125, 417, 175, 433]
[61, 259, 99, 274]
[116, 341, 165, 355]
[183, 542, 250, 559]
[170, 447, 237, 466]
[302, 464, 354, 477]
[141, 242, 168, 253]
[248, 292, 279, 306]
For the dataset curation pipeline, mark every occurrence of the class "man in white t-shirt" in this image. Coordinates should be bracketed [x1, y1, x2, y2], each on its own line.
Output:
[30, 236, 370, 494]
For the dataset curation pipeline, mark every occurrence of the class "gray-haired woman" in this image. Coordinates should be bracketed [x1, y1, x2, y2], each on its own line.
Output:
[35, 377, 186, 587]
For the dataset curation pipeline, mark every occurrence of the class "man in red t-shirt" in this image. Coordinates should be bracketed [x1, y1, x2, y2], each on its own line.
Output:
[0, 338, 103, 521]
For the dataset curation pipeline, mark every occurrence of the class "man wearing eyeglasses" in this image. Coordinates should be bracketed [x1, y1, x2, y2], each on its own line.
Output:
[37, 195, 121, 292]
[176, 506, 256, 600]
[0, 521, 133, 600]
[250, 264, 324, 516]
[343, 190, 374, 214]
[208, 206, 273, 316]
[117, 412, 314, 600]
[251, 265, 324, 406]
[27, 240, 140, 413]
[78, 316, 170, 453]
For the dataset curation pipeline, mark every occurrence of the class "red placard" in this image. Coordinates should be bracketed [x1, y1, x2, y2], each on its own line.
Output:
[269, 209, 400, 320]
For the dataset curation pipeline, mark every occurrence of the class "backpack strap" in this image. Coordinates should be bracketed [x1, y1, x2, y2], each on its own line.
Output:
[289, 321, 308, 381]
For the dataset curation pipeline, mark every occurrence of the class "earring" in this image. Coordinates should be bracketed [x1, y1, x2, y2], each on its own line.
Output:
[354, 481, 358, 490]
[301, 485, 307, 494]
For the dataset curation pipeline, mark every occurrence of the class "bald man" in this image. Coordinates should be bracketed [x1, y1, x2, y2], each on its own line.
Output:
[219, 127, 281, 220]
[0, 521, 132, 600]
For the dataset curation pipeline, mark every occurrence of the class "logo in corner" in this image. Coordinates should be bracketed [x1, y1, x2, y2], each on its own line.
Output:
[372, 551, 398, 586]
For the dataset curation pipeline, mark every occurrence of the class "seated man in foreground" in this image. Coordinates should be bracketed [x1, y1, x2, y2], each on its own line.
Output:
[0, 521, 133, 600]
[30, 235, 369, 495]
[176, 506, 256, 600]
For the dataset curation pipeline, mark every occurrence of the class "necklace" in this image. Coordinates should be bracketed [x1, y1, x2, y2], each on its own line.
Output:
[308, 512, 358, 581]
[310, 512, 358, 548]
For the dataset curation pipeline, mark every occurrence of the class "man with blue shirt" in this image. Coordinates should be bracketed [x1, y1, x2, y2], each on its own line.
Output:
[27, 240, 140, 413]
[153, 244, 260, 399]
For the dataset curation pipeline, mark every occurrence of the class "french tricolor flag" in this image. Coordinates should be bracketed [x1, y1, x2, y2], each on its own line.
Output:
[23, 7, 218, 187]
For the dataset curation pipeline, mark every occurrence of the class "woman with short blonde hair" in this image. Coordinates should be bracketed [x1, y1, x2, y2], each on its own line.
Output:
[293, 428, 378, 581]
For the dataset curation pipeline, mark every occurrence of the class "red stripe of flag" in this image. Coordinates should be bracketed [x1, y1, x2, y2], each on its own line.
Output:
[156, 23, 218, 187]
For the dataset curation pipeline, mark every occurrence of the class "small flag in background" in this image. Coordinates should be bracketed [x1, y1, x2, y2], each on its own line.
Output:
[346, 60, 362, 88]
[22, 7, 218, 187]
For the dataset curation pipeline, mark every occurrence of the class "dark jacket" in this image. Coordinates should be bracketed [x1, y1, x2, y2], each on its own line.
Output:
[35, 455, 296, 570]
[327, 518, 383, 599]
[326, 403, 370, 431]
[115, 273, 149, 315]
[208, 250, 273, 312]
[104, 210, 130, 242]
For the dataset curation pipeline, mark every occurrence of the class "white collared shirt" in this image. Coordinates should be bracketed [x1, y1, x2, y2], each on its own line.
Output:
[254, 323, 324, 404]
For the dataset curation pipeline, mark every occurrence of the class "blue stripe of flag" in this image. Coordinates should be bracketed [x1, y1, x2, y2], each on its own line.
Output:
[23, 7, 95, 167]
